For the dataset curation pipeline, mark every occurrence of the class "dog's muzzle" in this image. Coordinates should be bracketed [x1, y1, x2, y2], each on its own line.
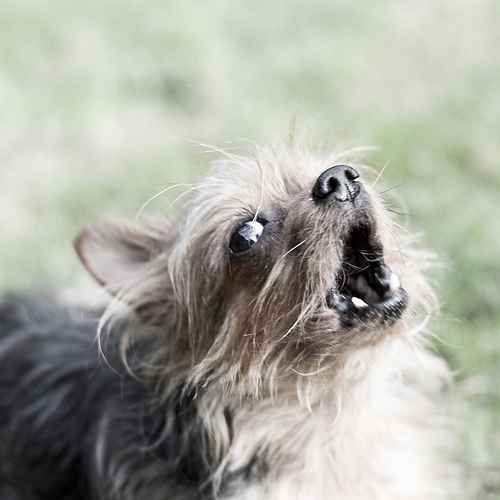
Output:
[313, 165, 408, 328]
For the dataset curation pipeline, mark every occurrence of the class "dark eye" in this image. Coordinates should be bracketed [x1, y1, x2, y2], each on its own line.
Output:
[230, 220, 265, 253]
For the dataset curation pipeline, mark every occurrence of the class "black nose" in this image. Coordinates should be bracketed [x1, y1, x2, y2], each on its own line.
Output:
[312, 165, 361, 203]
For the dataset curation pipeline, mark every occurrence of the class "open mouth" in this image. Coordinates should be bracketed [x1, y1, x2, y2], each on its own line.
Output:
[328, 225, 408, 328]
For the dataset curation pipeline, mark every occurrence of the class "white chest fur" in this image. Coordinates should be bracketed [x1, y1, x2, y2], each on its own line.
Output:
[221, 341, 452, 500]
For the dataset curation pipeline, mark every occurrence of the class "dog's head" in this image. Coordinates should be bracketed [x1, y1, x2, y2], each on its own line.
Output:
[76, 142, 431, 393]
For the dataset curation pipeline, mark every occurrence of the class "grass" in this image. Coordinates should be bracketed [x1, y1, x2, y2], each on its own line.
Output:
[0, 0, 499, 496]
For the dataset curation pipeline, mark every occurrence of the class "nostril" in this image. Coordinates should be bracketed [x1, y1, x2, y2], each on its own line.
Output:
[312, 165, 361, 203]
[324, 178, 340, 198]
[344, 167, 359, 182]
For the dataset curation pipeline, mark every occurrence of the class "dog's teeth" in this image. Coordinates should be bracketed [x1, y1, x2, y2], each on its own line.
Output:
[385, 273, 400, 296]
[351, 297, 368, 309]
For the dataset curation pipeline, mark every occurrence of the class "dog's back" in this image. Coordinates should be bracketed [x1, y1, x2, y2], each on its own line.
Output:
[0, 296, 109, 498]
[0, 296, 228, 500]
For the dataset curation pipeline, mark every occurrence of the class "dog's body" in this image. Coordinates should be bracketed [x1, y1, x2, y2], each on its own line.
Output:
[0, 140, 453, 499]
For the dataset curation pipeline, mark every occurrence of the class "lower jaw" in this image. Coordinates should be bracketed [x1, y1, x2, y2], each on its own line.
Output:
[329, 288, 409, 329]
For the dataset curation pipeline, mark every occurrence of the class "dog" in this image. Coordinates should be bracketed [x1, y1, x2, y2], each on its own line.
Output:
[0, 138, 454, 499]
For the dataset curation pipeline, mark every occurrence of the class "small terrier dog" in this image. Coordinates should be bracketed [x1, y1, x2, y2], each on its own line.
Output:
[0, 139, 452, 499]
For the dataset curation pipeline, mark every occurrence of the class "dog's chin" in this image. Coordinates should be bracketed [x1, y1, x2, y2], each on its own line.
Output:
[327, 224, 408, 329]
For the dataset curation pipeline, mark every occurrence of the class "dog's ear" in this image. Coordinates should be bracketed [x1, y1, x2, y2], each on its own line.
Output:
[74, 218, 170, 294]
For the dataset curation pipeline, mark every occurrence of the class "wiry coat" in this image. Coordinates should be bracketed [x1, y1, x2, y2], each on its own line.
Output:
[0, 140, 453, 499]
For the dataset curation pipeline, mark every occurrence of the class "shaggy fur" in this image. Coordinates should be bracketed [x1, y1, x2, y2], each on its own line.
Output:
[0, 139, 453, 499]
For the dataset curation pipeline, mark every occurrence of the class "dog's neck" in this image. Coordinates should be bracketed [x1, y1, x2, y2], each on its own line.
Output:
[216, 337, 449, 500]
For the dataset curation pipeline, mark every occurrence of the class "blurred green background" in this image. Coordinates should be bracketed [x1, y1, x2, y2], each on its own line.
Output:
[0, 0, 498, 497]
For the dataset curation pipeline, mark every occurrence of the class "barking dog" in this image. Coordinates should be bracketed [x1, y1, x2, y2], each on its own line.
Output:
[0, 140, 452, 499]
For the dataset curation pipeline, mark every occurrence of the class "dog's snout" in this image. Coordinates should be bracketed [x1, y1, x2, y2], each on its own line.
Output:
[312, 165, 361, 203]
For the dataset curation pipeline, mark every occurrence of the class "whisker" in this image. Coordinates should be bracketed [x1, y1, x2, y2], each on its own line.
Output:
[277, 239, 307, 263]
[379, 182, 406, 195]
[134, 184, 193, 221]
[371, 159, 391, 188]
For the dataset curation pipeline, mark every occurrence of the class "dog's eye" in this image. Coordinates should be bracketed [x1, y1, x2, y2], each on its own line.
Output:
[230, 220, 265, 253]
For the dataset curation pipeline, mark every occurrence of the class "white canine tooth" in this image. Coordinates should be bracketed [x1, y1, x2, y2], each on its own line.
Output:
[388, 273, 400, 295]
[351, 297, 368, 309]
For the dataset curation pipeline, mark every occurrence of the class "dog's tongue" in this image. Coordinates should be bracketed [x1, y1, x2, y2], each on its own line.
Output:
[349, 264, 401, 310]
